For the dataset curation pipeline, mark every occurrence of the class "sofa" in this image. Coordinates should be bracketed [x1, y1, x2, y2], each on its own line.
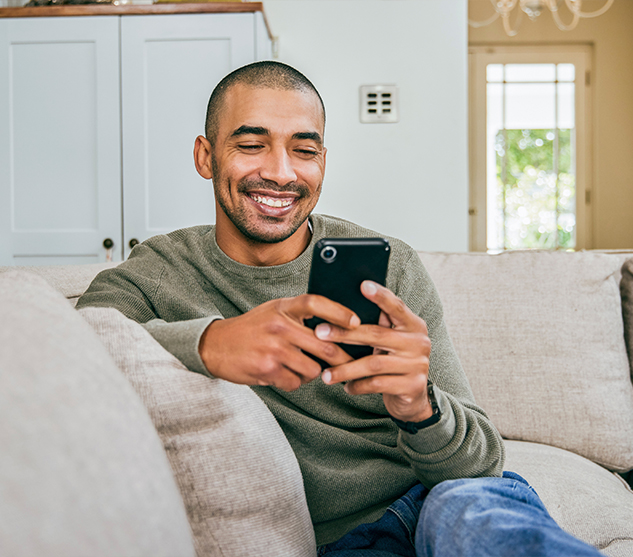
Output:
[1, 249, 633, 557]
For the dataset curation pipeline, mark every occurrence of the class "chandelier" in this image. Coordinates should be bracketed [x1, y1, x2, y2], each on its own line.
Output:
[469, 0, 615, 36]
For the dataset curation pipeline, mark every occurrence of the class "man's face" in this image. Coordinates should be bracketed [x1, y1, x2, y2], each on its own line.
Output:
[209, 84, 326, 245]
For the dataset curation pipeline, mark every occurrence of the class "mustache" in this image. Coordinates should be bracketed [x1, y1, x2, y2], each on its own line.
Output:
[237, 178, 311, 197]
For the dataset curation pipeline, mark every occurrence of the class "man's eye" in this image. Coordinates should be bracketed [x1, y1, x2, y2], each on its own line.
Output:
[239, 144, 263, 151]
[295, 149, 318, 157]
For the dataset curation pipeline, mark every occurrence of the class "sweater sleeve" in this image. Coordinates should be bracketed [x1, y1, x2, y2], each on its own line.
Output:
[390, 247, 505, 487]
[75, 245, 220, 376]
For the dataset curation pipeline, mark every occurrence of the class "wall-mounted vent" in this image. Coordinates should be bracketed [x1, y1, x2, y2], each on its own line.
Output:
[360, 84, 399, 123]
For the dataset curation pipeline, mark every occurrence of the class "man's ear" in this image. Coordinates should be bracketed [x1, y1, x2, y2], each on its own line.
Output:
[194, 135, 214, 180]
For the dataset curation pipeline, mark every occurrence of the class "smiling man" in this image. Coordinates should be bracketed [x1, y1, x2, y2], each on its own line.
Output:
[195, 80, 325, 264]
[77, 61, 605, 557]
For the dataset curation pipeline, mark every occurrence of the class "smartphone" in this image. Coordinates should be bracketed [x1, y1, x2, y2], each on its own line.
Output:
[305, 237, 391, 363]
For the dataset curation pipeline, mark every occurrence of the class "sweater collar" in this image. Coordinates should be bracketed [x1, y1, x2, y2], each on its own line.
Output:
[207, 215, 325, 279]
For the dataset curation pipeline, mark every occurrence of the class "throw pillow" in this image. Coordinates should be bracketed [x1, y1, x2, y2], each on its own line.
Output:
[79, 307, 317, 557]
[418, 251, 633, 472]
[0, 271, 194, 557]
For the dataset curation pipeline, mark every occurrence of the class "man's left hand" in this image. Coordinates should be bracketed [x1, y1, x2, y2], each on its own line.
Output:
[316, 281, 434, 423]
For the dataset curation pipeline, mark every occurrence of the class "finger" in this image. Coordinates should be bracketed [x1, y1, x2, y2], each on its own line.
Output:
[282, 294, 361, 329]
[289, 346, 326, 381]
[361, 281, 426, 332]
[299, 335, 355, 368]
[343, 367, 428, 397]
[270, 315, 355, 370]
[378, 311, 392, 329]
[322, 353, 427, 385]
[315, 322, 426, 356]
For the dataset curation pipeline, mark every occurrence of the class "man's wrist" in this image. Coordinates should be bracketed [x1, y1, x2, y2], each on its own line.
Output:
[198, 317, 223, 374]
[390, 382, 441, 434]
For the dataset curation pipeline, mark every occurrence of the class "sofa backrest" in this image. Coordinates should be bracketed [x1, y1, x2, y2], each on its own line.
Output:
[418, 250, 633, 473]
[0, 262, 118, 306]
[3, 250, 633, 474]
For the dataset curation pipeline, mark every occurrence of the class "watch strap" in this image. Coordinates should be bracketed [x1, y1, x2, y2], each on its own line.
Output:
[390, 381, 441, 434]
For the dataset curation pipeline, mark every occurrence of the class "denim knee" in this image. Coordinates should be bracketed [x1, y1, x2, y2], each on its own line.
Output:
[419, 472, 546, 524]
[415, 473, 604, 557]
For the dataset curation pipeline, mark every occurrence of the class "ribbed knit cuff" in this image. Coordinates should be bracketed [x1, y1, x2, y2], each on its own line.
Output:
[141, 316, 222, 376]
[399, 388, 457, 454]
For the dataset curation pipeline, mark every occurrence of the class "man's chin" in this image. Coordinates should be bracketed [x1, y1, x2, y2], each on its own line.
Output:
[237, 221, 305, 245]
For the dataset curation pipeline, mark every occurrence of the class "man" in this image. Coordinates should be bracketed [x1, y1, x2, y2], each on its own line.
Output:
[77, 61, 603, 556]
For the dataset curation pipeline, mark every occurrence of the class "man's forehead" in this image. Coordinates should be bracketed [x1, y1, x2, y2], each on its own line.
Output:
[221, 84, 325, 132]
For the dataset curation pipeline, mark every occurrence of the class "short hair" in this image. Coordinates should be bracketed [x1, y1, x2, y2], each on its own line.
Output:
[204, 61, 325, 144]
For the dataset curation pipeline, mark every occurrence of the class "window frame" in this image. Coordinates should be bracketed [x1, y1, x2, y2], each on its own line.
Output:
[468, 45, 593, 251]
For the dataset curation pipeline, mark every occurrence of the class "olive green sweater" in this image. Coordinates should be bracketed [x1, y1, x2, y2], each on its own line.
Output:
[76, 214, 504, 545]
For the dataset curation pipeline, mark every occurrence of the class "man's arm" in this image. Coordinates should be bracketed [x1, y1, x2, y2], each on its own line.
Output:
[307, 250, 506, 488]
[77, 244, 362, 385]
[76, 259, 220, 375]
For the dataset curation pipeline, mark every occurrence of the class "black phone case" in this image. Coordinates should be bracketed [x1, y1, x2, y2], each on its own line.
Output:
[305, 237, 390, 363]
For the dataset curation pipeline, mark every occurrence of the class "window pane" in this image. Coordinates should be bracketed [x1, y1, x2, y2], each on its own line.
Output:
[487, 83, 504, 251]
[558, 129, 576, 249]
[479, 55, 584, 252]
[502, 129, 557, 249]
[557, 64, 575, 82]
[558, 128, 574, 175]
[505, 64, 556, 82]
[558, 212, 576, 247]
[487, 64, 504, 82]
[558, 82, 575, 129]
[505, 83, 556, 129]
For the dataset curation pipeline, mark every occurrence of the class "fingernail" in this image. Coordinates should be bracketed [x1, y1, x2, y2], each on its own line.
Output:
[315, 323, 331, 339]
[322, 370, 332, 384]
[350, 314, 361, 328]
[363, 281, 377, 295]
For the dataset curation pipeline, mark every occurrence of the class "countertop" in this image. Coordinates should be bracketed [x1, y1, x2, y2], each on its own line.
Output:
[0, 2, 264, 19]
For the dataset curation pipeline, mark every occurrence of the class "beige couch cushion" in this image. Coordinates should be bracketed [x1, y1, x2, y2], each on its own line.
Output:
[0, 262, 118, 306]
[0, 272, 195, 557]
[79, 307, 317, 557]
[419, 251, 633, 472]
[505, 440, 633, 557]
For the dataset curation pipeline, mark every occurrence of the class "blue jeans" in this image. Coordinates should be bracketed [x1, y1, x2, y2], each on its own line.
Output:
[317, 472, 604, 557]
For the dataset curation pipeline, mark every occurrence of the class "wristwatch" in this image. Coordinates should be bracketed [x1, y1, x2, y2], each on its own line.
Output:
[390, 381, 441, 434]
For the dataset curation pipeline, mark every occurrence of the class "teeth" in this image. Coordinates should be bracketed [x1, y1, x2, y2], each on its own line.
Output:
[251, 194, 293, 208]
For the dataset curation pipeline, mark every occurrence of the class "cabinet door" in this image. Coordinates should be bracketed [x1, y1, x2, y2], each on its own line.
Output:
[0, 17, 122, 266]
[121, 13, 263, 258]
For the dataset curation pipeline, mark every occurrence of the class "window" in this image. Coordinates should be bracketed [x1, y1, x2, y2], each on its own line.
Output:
[469, 46, 592, 251]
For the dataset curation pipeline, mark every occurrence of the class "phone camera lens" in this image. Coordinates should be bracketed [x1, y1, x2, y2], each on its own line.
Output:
[321, 246, 337, 263]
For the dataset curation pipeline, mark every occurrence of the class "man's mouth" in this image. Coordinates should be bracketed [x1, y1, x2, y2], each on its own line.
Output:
[247, 193, 296, 208]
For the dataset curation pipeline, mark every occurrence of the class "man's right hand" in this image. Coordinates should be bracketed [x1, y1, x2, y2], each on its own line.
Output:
[198, 295, 359, 391]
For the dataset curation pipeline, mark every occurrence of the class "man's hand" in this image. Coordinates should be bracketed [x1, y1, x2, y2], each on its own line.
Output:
[199, 295, 358, 391]
[317, 281, 433, 423]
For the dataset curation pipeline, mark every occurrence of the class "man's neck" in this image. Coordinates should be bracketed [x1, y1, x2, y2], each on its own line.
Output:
[215, 219, 313, 267]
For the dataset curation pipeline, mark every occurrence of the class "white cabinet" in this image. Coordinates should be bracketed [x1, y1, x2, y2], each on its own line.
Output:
[0, 16, 122, 266]
[0, 10, 271, 265]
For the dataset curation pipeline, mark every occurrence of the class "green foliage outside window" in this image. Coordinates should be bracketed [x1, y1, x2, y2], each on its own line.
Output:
[495, 128, 576, 250]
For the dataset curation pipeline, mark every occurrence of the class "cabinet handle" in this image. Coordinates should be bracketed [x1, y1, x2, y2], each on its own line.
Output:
[129, 238, 139, 249]
[103, 238, 114, 262]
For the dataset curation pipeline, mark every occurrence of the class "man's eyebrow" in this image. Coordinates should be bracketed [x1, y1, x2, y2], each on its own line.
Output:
[231, 125, 269, 138]
[292, 131, 323, 145]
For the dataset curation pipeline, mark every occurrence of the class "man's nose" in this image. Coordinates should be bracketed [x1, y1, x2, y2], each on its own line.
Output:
[260, 148, 298, 185]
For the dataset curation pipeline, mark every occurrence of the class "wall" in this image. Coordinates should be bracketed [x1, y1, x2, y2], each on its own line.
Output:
[469, 0, 633, 249]
[262, 0, 469, 252]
